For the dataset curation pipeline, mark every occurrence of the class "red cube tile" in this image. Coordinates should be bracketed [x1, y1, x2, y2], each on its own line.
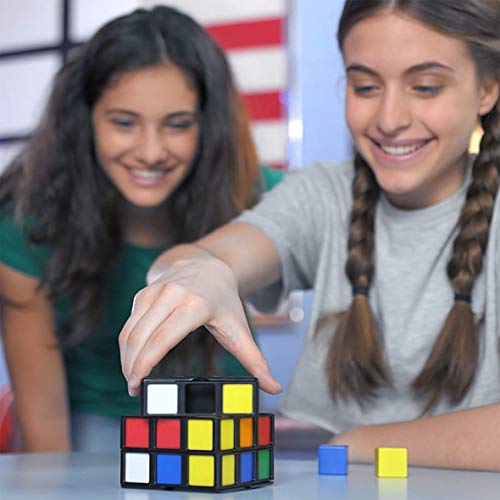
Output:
[124, 417, 149, 448]
[156, 418, 181, 449]
[258, 416, 271, 445]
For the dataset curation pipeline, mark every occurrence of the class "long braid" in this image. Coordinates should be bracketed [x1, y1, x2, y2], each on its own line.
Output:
[412, 99, 500, 412]
[325, 153, 391, 401]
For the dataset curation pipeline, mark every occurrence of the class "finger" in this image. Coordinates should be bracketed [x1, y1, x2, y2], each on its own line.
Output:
[121, 298, 180, 381]
[119, 286, 162, 371]
[127, 304, 212, 395]
[208, 320, 282, 394]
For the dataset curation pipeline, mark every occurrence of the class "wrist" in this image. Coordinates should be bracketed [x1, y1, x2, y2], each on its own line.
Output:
[147, 243, 211, 284]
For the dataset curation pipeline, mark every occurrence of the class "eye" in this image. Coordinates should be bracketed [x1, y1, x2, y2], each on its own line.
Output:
[352, 84, 379, 96]
[163, 113, 198, 131]
[413, 85, 443, 96]
[111, 118, 135, 128]
[165, 119, 195, 130]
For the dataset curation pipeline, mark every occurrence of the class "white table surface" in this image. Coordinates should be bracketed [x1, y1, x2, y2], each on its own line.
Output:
[0, 453, 500, 500]
[1, 452, 500, 499]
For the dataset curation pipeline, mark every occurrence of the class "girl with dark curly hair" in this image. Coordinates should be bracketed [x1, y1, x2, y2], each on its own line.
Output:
[0, 6, 282, 452]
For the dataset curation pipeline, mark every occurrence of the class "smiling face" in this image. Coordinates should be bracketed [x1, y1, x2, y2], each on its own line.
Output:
[92, 63, 199, 208]
[343, 10, 498, 209]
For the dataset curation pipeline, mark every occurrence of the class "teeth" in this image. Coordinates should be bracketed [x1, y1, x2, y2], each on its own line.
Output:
[130, 169, 165, 179]
[380, 143, 424, 155]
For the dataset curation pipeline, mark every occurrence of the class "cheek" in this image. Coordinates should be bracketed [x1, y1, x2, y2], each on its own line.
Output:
[345, 95, 372, 136]
[422, 101, 476, 149]
[94, 127, 130, 162]
[173, 127, 200, 161]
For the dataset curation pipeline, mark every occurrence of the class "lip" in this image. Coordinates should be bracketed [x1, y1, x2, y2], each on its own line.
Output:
[369, 137, 435, 164]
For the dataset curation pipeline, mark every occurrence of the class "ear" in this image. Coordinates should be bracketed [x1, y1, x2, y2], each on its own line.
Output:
[478, 78, 499, 116]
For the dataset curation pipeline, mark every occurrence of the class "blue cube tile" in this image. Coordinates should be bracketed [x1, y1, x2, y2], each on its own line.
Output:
[157, 454, 182, 485]
[318, 445, 348, 475]
[240, 452, 254, 482]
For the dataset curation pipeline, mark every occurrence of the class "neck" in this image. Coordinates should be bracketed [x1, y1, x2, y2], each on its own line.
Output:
[118, 199, 176, 248]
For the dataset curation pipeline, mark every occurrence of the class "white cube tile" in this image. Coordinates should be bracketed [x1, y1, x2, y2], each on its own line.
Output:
[125, 453, 150, 484]
[146, 384, 178, 414]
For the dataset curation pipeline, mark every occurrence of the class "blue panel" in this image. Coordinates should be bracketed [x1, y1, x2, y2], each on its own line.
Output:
[240, 452, 254, 482]
[156, 454, 182, 485]
[318, 445, 348, 475]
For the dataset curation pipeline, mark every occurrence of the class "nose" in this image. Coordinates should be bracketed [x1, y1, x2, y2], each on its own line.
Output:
[376, 87, 412, 136]
[134, 127, 167, 167]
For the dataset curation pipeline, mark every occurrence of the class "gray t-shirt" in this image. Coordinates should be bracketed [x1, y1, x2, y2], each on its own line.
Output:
[237, 159, 500, 433]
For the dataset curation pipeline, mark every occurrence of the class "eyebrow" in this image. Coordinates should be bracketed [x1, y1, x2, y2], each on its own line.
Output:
[105, 109, 197, 119]
[346, 61, 454, 77]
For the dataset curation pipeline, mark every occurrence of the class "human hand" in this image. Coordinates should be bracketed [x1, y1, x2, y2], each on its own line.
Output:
[119, 251, 282, 396]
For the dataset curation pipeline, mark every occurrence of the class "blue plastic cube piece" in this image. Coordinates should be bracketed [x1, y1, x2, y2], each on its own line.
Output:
[318, 445, 348, 475]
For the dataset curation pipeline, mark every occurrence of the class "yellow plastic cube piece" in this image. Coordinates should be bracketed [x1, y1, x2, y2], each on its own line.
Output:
[222, 454, 235, 486]
[188, 455, 215, 486]
[222, 384, 253, 413]
[375, 448, 408, 478]
[220, 419, 234, 450]
[187, 419, 213, 451]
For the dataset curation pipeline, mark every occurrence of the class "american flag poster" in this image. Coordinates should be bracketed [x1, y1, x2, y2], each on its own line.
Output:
[152, 0, 288, 170]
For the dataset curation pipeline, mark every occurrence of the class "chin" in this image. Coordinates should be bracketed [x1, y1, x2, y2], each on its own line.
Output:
[122, 193, 171, 208]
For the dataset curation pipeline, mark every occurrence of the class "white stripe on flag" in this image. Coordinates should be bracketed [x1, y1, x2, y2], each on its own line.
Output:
[146, 0, 286, 25]
[229, 47, 287, 94]
[251, 120, 287, 165]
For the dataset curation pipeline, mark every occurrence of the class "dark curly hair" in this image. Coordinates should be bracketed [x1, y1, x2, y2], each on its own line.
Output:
[0, 6, 259, 362]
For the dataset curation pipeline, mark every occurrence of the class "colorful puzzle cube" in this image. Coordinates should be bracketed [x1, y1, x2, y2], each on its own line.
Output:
[318, 445, 348, 475]
[375, 447, 408, 478]
[120, 377, 274, 492]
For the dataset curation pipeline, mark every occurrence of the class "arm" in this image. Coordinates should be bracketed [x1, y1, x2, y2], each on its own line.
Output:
[331, 402, 500, 470]
[147, 222, 281, 295]
[0, 263, 70, 452]
[120, 222, 283, 396]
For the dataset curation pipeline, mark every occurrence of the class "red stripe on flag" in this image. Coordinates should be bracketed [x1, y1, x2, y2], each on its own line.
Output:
[206, 18, 284, 50]
[242, 91, 284, 121]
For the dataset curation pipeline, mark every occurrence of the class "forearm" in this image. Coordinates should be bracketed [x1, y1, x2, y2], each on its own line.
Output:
[331, 402, 500, 470]
[147, 222, 281, 296]
[19, 413, 70, 452]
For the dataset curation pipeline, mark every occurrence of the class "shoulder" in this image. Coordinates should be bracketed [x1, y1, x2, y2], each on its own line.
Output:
[0, 205, 49, 278]
[280, 159, 355, 205]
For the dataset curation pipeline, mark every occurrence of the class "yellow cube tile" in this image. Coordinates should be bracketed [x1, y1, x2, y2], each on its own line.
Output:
[187, 419, 213, 451]
[222, 384, 253, 414]
[188, 455, 214, 486]
[375, 448, 408, 478]
[222, 454, 235, 486]
[220, 419, 234, 450]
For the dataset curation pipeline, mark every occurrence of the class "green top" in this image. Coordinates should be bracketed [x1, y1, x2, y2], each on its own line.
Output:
[0, 166, 284, 417]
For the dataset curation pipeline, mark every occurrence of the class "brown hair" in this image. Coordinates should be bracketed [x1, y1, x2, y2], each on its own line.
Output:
[0, 6, 260, 375]
[323, 0, 500, 411]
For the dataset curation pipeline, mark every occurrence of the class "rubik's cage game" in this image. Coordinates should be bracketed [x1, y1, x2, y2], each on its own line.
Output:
[120, 377, 274, 492]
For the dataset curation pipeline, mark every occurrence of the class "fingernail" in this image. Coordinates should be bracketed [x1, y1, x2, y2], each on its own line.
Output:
[274, 380, 283, 393]
[128, 375, 138, 396]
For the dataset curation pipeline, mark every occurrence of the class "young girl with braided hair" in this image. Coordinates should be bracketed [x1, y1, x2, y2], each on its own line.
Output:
[119, 0, 500, 470]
